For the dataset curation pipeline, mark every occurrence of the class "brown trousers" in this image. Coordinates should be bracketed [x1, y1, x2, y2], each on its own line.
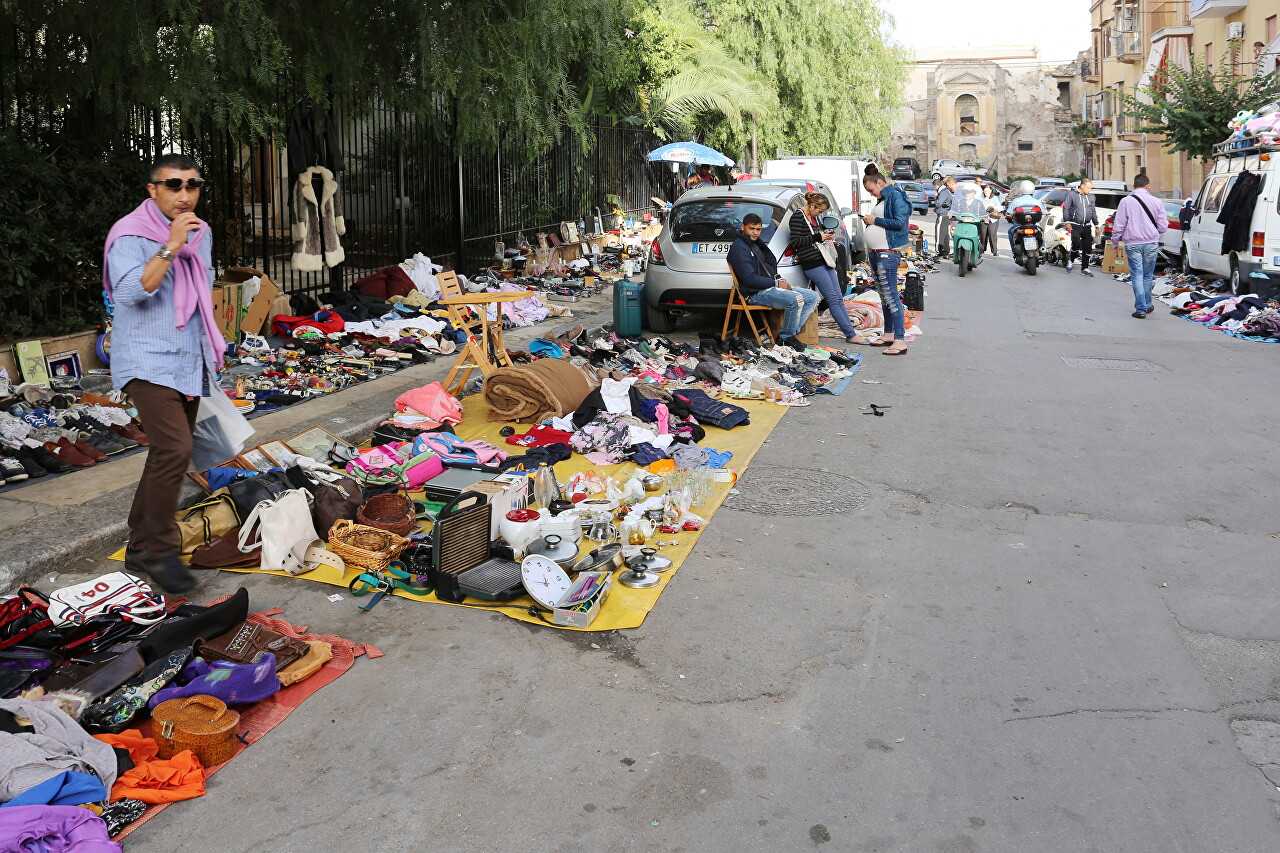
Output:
[125, 379, 200, 558]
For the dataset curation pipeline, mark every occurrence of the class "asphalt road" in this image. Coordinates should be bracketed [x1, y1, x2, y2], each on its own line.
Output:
[115, 244, 1280, 852]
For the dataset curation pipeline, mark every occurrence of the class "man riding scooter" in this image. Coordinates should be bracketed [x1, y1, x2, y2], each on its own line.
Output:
[948, 181, 988, 276]
[1003, 180, 1045, 274]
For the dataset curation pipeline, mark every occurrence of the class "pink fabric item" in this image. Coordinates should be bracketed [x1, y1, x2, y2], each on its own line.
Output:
[103, 199, 225, 366]
[394, 382, 463, 427]
[655, 403, 670, 435]
[0, 805, 121, 852]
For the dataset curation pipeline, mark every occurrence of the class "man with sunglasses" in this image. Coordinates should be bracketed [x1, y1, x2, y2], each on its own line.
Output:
[104, 154, 227, 594]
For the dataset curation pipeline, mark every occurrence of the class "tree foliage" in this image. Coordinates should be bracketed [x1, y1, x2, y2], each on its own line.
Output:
[1122, 56, 1280, 161]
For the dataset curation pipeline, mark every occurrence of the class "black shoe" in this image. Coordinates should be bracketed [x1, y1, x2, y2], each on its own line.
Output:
[26, 443, 71, 473]
[125, 545, 148, 575]
[781, 336, 807, 351]
[7, 445, 47, 478]
[141, 553, 197, 594]
[698, 336, 725, 357]
[0, 454, 28, 483]
[85, 431, 130, 456]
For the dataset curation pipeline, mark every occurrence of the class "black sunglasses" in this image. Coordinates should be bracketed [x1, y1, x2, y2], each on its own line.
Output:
[151, 178, 206, 190]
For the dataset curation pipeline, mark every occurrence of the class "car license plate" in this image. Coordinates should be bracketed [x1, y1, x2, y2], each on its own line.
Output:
[1023, 238, 1038, 251]
[692, 242, 731, 254]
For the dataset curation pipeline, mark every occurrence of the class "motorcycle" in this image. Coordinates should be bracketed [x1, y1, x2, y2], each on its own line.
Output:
[951, 214, 984, 277]
[1040, 214, 1071, 268]
[1007, 203, 1044, 276]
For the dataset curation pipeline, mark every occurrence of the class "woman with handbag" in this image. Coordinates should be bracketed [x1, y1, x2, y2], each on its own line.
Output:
[979, 184, 1002, 257]
[787, 192, 870, 345]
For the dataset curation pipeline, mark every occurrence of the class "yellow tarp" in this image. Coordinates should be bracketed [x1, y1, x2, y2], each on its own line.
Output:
[115, 394, 786, 631]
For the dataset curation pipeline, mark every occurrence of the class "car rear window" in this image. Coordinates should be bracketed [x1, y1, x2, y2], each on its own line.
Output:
[1042, 189, 1069, 207]
[1092, 191, 1126, 211]
[894, 159, 914, 166]
[669, 199, 783, 242]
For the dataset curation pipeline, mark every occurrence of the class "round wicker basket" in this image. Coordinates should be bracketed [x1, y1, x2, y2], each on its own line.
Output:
[328, 519, 410, 572]
[355, 493, 416, 537]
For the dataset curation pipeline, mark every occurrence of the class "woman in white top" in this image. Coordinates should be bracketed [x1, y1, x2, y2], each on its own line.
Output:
[979, 184, 1002, 257]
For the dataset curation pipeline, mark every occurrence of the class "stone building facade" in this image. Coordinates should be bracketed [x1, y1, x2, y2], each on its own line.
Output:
[889, 48, 1086, 181]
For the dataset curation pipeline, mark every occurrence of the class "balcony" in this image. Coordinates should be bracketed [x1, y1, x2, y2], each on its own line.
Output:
[1114, 30, 1144, 62]
[1149, 1, 1193, 41]
[1190, 0, 1247, 19]
[1081, 57, 1100, 81]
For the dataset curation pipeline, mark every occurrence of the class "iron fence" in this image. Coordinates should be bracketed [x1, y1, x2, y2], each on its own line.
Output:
[0, 56, 663, 334]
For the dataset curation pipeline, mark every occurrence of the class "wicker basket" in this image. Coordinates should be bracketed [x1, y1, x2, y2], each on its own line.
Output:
[152, 694, 241, 766]
[328, 519, 409, 572]
[356, 492, 416, 537]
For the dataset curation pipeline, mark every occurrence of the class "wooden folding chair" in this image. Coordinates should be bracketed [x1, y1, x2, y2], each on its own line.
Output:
[721, 266, 777, 346]
[437, 270, 529, 396]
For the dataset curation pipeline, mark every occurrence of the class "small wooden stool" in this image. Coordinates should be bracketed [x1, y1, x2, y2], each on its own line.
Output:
[437, 271, 530, 396]
[721, 267, 777, 346]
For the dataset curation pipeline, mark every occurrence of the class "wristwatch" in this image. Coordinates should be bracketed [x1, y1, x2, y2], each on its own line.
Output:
[155, 245, 176, 261]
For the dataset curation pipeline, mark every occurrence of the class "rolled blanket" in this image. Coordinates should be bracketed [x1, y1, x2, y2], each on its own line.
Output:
[483, 358, 596, 423]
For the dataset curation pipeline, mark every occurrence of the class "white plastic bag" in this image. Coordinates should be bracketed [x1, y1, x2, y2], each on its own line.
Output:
[190, 385, 255, 471]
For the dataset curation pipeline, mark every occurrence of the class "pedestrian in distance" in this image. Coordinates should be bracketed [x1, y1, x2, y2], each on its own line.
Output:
[788, 191, 872, 345]
[934, 176, 957, 259]
[1062, 179, 1098, 277]
[861, 172, 912, 356]
[727, 213, 818, 350]
[979, 184, 1002, 257]
[104, 153, 226, 594]
[686, 164, 719, 190]
[728, 165, 753, 183]
[1110, 174, 1168, 319]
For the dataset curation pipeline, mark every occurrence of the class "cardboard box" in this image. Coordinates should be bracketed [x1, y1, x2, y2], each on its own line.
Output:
[211, 281, 244, 344]
[221, 267, 279, 337]
[1103, 243, 1129, 275]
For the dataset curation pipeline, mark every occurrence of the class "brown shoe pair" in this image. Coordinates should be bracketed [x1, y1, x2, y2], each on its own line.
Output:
[112, 423, 149, 446]
[43, 439, 94, 467]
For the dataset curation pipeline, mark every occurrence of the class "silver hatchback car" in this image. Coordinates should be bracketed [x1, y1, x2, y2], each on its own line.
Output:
[644, 184, 812, 333]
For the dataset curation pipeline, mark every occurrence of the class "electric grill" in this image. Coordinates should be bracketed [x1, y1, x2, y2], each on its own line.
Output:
[429, 491, 524, 602]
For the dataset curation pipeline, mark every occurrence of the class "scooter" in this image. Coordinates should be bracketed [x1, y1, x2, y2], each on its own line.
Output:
[1007, 204, 1044, 276]
[952, 214, 984, 277]
[1040, 215, 1070, 268]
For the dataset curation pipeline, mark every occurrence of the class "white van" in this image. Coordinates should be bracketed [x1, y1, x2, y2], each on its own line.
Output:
[762, 157, 875, 260]
[1183, 138, 1280, 296]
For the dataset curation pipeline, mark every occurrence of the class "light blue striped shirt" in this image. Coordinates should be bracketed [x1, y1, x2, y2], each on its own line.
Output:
[106, 234, 216, 397]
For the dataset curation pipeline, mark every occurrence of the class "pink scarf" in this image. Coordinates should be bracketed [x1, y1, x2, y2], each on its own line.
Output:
[103, 199, 225, 366]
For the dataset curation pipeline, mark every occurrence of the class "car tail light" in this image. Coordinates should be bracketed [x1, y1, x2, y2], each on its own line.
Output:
[1167, 218, 1181, 231]
[777, 247, 796, 267]
[671, 299, 687, 305]
[1253, 231, 1265, 257]
[649, 241, 665, 265]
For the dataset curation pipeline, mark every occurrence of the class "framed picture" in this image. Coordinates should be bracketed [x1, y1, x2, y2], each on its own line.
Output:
[188, 456, 255, 493]
[258, 440, 292, 465]
[284, 426, 343, 462]
[239, 447, 277, 472]
[45, 351, 83, 380]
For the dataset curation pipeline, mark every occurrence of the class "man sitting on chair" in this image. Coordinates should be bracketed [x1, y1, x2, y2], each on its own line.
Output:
[726, 213, 817, 350]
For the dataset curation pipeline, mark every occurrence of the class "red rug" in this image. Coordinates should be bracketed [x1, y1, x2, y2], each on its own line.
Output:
[112, 606, 382, 840]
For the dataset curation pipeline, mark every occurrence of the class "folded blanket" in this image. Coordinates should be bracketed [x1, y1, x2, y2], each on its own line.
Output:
[483, 358, 596, 423]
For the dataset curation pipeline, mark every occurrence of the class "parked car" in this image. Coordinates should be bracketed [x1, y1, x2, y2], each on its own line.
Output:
[761, 157, 873, 259]
[899, 180, 937, 214]
[931, 158, 975, 180]
[1183, 138, 1279, 296]
[892, 157, 922, 179]
[1159, 198, 1185, 263]
[644, 184, 813, 333]
[1035, 178, 1067, 189]
[1041, 186, 1127, 249]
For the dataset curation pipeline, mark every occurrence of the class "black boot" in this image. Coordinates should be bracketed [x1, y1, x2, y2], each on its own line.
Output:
[141, 553, 197, 595]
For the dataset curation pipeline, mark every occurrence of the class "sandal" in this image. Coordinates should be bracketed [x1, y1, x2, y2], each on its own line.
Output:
[882, 347, 909, 356]
[846, 336, 877, 345]
[868, 339, 895, 347]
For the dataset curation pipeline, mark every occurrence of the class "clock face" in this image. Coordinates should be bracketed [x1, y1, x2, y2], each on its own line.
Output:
[521, 555, 572, 609]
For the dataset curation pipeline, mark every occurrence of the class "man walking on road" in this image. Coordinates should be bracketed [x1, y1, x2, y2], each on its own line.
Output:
[105, 154, 225, 593]
[934, 176, 956, 258]
[1062, 179, 1097, 277]
[1110, 174, 1168, 319]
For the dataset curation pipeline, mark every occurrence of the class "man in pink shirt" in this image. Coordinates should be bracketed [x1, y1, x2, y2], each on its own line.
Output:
[1110, 175, 1168, 318]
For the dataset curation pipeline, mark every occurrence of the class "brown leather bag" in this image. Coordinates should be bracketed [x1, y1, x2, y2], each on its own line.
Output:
[197, 621, 308, 670]
[190, 529, 260, 569]
[312, 475, 362, 538]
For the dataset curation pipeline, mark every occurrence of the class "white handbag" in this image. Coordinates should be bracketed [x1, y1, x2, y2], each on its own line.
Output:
[237, 489, 321, 576]
[803, 214, 838, 268]
[48, 572, 166, 625]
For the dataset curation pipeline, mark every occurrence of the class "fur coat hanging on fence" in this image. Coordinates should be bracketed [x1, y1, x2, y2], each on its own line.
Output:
[291, 166, 346, 271]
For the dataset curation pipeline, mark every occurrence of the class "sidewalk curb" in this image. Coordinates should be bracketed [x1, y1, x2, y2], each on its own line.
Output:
[0, 298, 614, 591]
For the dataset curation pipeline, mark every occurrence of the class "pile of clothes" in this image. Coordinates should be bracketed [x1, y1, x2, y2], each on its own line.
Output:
[1156, 274, 1280, 340]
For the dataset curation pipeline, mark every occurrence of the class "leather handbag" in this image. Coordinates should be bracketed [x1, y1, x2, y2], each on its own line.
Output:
[197, 621, 308, 671]
[312, 474, 363, 537]
[177, 489, 241, 555]
[236, 489, 320, 575]
[191, 529, 261, 569]
[226, 470, 293, 520]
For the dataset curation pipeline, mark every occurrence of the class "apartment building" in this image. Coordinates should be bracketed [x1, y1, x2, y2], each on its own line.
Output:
[1081, 0, 1280, 198]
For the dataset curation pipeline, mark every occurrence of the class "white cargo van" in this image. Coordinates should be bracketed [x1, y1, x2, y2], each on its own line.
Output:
[762, 157, 875, 261]
[1183, 138, 1280, 297]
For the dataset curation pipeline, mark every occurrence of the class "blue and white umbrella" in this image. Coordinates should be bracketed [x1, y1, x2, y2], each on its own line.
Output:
[647, 141, 735, 167]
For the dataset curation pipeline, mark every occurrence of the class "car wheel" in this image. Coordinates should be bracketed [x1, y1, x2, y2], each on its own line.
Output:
[931, 172, 942, 182]
[1229, 257, 1242, 295]
[1180, 246, 1193, 274]
[644, 301, 677, 333]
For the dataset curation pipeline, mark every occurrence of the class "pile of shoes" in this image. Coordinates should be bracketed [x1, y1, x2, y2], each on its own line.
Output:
[0, 386, 149, 484]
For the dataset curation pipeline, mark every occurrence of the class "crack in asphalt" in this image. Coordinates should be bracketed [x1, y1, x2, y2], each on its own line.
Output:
[1003, 697, 1273, 724]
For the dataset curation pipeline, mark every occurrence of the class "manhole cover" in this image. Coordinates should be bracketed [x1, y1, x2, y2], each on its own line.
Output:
[724, 466, 871, 516]
[1061, 356, 1157, 372]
